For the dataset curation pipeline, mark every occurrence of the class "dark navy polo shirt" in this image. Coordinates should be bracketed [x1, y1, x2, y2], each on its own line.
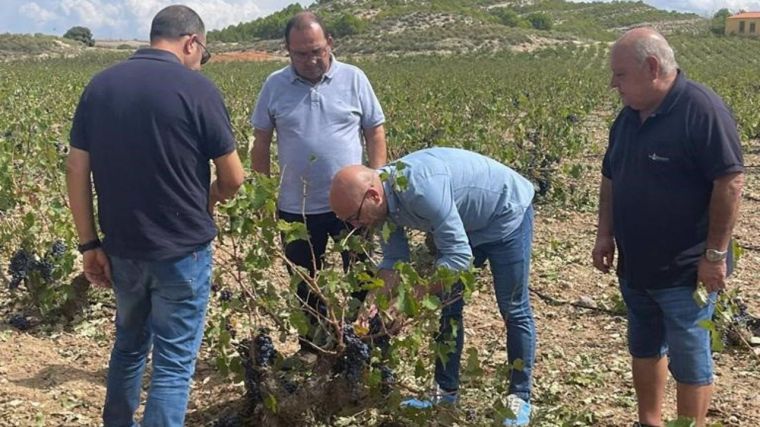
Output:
[70, 48, 236, 261]
[602, 71, 744, 289]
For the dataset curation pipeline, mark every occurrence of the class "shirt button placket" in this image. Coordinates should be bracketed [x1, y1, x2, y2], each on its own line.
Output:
[310, 88, 320, 104]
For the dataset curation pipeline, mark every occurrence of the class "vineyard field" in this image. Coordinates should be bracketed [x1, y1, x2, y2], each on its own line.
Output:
[1, 33, 759, 426]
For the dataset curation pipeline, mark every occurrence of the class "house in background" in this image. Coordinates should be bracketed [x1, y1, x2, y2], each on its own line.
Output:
[725, 12, 760, 36]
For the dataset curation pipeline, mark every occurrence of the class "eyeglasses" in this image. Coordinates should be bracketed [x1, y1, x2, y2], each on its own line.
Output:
[345, 189, 370, 224]
[195, 38, 211, 65]
[181, 33, 211, 65]
[289, 45, 329, 62]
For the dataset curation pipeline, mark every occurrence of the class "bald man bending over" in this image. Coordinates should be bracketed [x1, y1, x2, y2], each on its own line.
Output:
[593, 27, 743, 427]
[330, 147, 536, 426]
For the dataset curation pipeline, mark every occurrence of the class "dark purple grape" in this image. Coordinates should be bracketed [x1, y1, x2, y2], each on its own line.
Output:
[281, 377, 298, 394]
[8, 314, 30, 331]
[212, 413, 242, 427]
[31, 259, 54, 282]
[380, 364, 395, 395]
[254, 332, 277, 367]
[341, 325, 370, 384]
[49, 240, 66, 258]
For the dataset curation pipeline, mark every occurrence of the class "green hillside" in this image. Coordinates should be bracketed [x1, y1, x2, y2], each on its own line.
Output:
[0, 33, 82, 58]
[208, 0, 705, 54]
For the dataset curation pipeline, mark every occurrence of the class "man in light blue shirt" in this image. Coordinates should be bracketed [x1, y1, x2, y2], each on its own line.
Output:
[329, 147, 536, 426]
[250, 12, 386, 357]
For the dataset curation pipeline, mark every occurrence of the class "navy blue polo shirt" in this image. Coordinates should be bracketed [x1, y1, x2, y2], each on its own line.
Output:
[602, 71, 744, 289]
[70, 48, 236, 260]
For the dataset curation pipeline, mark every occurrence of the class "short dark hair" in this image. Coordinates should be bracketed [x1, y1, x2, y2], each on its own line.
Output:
[150, 5, 205, 42]
[284, 11, 329, 46]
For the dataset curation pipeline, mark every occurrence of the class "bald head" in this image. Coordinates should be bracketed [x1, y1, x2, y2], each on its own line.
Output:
[612, 27, 678, 76]
[285, 11, 329, 45]
[330, 165, 385, 227]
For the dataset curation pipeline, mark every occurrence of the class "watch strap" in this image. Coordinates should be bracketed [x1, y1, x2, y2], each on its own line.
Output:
[77, 238, 101, 254]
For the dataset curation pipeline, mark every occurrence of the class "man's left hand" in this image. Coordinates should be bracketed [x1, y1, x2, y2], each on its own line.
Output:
[697, 257, 727, 293]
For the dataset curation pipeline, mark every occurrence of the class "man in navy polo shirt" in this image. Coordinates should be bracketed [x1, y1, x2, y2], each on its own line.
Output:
[66, 5, 244, 426]
[592, 27, 744, 427]
[250, 11, 386, 356]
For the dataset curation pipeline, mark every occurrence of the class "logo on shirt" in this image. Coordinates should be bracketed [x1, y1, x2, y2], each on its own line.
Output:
[648, 153, 670, 162]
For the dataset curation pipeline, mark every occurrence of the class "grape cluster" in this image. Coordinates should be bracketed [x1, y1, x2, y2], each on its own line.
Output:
[8, 249, 31, 289]
[219, 289, 233, 302]
[237, 339, 262, 404]
[340, 325, 370, 384]
[225, 322, 237, 339]
[723, 300, 760, 347]
[211, 413, 242, 427]
[33, 259, 54, 282]
[369, 314, 390, 354]
[280, 376, 298, 394]
[48, 240, 66, 258]
[379, 364, 396, 396]
[254, 331, 277, 367]
[733, 303, 752, 327]
[8, 313, 30, 331]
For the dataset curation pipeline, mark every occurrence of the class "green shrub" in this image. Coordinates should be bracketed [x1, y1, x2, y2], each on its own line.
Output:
[63, 26, 95, 47]
[527, 12, 553, 31]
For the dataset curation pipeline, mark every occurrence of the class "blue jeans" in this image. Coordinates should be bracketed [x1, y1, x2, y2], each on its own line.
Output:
[620, 279, 716, 385]
[435, 206, 536, 402]
[103, 243, 212, 427]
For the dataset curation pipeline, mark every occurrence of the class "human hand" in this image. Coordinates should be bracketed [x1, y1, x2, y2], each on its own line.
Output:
[697, 257, 727, 293]
[83, 248, 112, 288]
[592, 234, 616, 273]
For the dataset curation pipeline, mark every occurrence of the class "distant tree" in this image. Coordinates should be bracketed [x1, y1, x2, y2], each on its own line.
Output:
[329, 14, 367, 38]
[711, 8, 731, 35]
[527, 12, 553, 31]
[208, 3, 303, 42]
[63, 26, 94, 46]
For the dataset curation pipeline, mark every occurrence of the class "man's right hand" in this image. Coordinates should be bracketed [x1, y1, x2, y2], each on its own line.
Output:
[592, 234, 616, 273]
[83, 248, 112, 288]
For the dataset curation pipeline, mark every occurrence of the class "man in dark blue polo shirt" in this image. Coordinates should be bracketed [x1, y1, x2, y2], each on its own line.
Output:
[592, 28, 744, 427]
[66, 5, 244, 426]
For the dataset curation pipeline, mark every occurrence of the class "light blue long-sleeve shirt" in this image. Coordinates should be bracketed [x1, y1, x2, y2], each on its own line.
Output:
[379, 148, 535, 272]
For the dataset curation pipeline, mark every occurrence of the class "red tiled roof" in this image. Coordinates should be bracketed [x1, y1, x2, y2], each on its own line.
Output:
[727, 12, 760, 19]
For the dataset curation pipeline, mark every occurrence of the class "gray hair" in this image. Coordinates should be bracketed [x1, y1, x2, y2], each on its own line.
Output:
[616, 29, 678, 75]
[150, 5, 205, 42]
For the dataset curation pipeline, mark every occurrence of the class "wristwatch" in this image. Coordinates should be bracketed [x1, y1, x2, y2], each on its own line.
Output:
[77, 238, 101, 254]
[704, 248, 728, 262]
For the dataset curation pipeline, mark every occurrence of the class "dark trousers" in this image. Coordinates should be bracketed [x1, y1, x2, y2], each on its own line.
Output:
[278, 210, 368, 351]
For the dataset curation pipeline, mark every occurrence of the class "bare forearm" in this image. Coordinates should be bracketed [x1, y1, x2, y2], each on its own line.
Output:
[210, 180, 238, 204]
[596, 177, 614, 238]
[66, 169, 98, 242]
[364, 125, 387, 168]
[251, 129, 272, 176]
[706, 173, 744, 250]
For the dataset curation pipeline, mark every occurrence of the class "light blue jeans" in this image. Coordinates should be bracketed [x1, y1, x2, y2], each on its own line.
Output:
[620, 279, 717, 385]
[103, 243, 212, 427]
[435, 206, 536, 402]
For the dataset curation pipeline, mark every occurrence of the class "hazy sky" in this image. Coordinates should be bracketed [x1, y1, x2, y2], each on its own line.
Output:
[0, 0, 758, 40]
